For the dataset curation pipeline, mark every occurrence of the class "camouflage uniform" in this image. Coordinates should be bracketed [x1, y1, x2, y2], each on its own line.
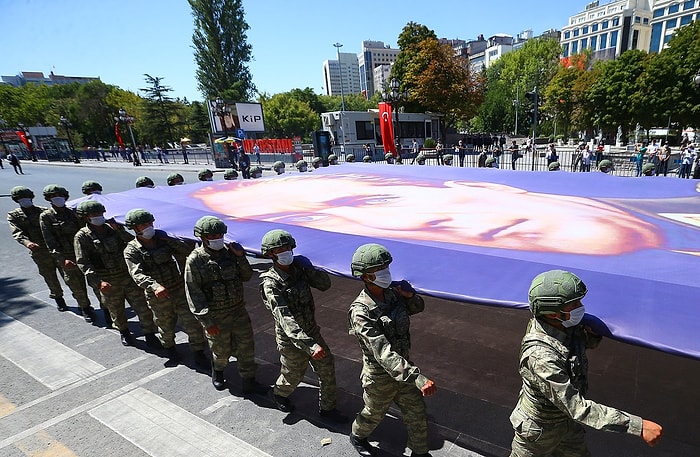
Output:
[124, 231, 204, 350]
[184, 245, 255, 376]
[348, 287, 430, 455]
[260, 262, 337, 410]
[7, 205, 63, 299]
[509, 318, 643, 457]
[74, 224, 155, 332]
[39, 206, 93, 309]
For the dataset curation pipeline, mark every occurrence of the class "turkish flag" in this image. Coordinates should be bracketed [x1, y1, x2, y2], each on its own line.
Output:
[378, 102, 396, 156]
[16, 130, 31, 150]
[115, 122, 124, 147]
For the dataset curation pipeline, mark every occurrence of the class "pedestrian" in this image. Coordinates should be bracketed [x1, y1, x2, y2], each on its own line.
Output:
[253, 142, 261, 165]
[7, 151, 24, 174]
[184, 216, 266, 394]
[635, 146, 646, 177]
[680, 147, 695, 179]
[181, 143, 189, 164]
[259, 229, 347, 421]
[73, 200, 159, 347]
[239, 150, 251, 179]
[435, 138, 445, 165]
[457, 139, 466, 167]
[657, 144, 671, 176]
[477, 149, 487, 167]
[508, 140, 520, 170]
[411, 139, 419, 164]
[39, 185, 97, 321]
[348, 243, 436, 457]
[509, 269, 663, 456]
[546, 143, 558, 166]
[580, 145, 592, 172]
[123, 209, 208, 367]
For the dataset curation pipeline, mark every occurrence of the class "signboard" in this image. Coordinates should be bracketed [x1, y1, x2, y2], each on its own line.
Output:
[207, 101, 266, 134]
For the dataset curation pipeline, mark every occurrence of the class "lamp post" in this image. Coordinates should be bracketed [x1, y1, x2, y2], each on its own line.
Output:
[382, 77, 409, 153]
[59, 116, 80, 163]
[333, 42, 346, 146]
[115, 108, 140, 166]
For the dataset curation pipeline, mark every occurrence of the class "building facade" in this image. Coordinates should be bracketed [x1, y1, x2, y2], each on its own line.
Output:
[358, 41, 400, 98]
[649, 0, 700, 53]
[323, 52, 361, 97]
[0, 71, 99, 87]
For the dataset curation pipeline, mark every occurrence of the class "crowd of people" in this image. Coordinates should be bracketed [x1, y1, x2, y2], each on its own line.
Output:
[7, 172, 666, 456]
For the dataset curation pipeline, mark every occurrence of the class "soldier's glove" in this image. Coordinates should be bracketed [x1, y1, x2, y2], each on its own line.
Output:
[391, 280, 415, 295]
[293, 255, 314, 270]
[227, 241, 245, 257]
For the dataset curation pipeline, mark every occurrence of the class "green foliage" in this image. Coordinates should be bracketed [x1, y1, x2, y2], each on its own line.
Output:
[189, 0, 255, 101]
[259, 92, 319, 141]
[423, 137, 436, 148]
[139, 74, 179, 146]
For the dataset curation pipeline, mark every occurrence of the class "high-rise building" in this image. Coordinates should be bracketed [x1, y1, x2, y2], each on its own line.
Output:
[0, 71, 99, 87]
[323, 52, 361, 97]
[358, 41, 400, 97]
[649, 0, 700, 53]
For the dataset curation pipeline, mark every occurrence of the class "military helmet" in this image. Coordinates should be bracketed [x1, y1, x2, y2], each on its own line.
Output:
[135, 176, 155, 188]
[76, 200, 106, 217]
[415, 153, 426, 164]
[443, 154, 453, 165]
[485, 157, 496, 167]
[384, 152, 394, 161]
[528, 270, 588, 317]
[395, 155, 403, 164]
[166, 173, 184, 186]
[124, 209, 155, 229]
[250, 165, 263, 178]
[642, 163, 655, 175]
[346, 153, 355, 163]
[272, 161, 285, 173]
[598, 159, 613, 172]
[193, 216, 227, 237]
[548, 161, 561, 171]
[261, 229, 297, 256]
[328, 154, 338, 165]
[42, 184, 69, 199]
[295, 160, 307, 169]
[362, 155, 372, 163]
[11, 186, 34, 201]
[198, 169, 213, 181]
[351, 243, 393, 277]
[311, 157, 322, 168]
[81, 181, 103, 195]
[223, 169, 238, 180]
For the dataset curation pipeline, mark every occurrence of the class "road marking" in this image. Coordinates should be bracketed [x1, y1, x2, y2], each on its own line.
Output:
[0, 367, 176, 450]
[14, 430, 77, 457]
[0, 393, 16, 418]
[90, 387, 271, 457]
[0, 311, 105, 390]
[200, 396, 239, 415]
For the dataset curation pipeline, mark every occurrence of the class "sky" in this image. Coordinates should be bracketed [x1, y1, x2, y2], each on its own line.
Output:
[0, 0, 588, 103]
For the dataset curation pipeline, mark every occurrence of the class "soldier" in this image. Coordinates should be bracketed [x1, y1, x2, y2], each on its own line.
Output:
[166, 173, 184, 186]
[384, 153, 394, 165]
[81, 181, 103, 195]
[295, 160, 308, 172]
[39, 185, 96, 320]
[328, 154, 339, 165]
[272, 161, 286, 175]
[598, 159, 613, 174]
[73, 200, 159, 347]
[198, 169, 214, 181]
[7, 186, 95, 320]
[223, 169, 238, 180]
[348, 243, 436, 457]
[642, 163, 656, 176]
[509, 270, 663, 456]
[311, 157, 322, 169]
[345, 154, 356, 163]
[250, 166, 263, 179]
[362, 154, 372, 163]
[443, 154, 453, 166]
[485, 157, 497, 168]
[259, 229, 347, 422]
[184, 216, 265, 393]
[123, 209, 208, 366]
[135, 176, 155, 188]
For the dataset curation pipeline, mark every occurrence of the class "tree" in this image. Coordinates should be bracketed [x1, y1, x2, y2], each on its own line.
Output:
[260, 92, 319, 140]
[140, 74, 177, 146]
[189, 0, 255, 101]
[186, 101, 213, 144]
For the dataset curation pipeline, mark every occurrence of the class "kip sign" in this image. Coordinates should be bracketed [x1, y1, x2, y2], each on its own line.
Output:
[235, 103, 265, 132]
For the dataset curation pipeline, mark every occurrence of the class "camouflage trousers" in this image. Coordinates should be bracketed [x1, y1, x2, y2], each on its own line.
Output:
[31, 248, 63, 300]
[146, 287, 205, 351]
[58, 263, 92, 310]
[100, 275, 155, 333]
[352, 371, 429, 454]
[206, 308, 257, 378]
[273, 333, 337, 411]
[509, 408, 590, 457]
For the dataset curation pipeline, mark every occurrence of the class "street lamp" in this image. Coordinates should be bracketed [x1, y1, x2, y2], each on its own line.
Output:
[59, 116, 80, 163]
[214, 97, 231, 137]
[382, 77, 409, 153]
[115, 108, 140, 166]
[333, 42, 346, 146]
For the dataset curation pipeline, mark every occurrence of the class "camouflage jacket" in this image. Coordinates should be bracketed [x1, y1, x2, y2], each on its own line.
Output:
[259, 262, 331, 355]
[348, 286, 428, 389]
[74, 224, 134, 288]
[184, 245, 252, 328]
[123, 230, 193, 295]
[7, 205, 49, 249]
[40, 206, 83, 263]
[514, 318, 643, 435]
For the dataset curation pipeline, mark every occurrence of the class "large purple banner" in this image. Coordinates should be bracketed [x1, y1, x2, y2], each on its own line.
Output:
[74, 164, 700, 360]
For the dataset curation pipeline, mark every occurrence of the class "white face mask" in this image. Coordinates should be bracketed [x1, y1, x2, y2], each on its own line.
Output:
[18, 198, 33, 208]
[561, 305, 586, 328]
[207, 237, 225, 251]
[51, 196, 66, 207]
[90, 216, 106, 226]
[140, 226, 156, 240]
[371, 268, 392, 289]
[275, 250, 293, 266]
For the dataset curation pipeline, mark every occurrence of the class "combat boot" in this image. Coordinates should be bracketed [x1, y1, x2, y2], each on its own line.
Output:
[145, 333, 163, 349]
[211, 364, 226, 391]
[270, 390, 294, 412]
[241, 377, 267, 395]
[55, 296, 68, 312]
[192, 349, 208, 368]
[120, 330, 134, 346]
[102, 307, 113, 329]
[164, 346, 180, 367]
[82, 307, 96, 324]
[349, 434, 376, 456]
